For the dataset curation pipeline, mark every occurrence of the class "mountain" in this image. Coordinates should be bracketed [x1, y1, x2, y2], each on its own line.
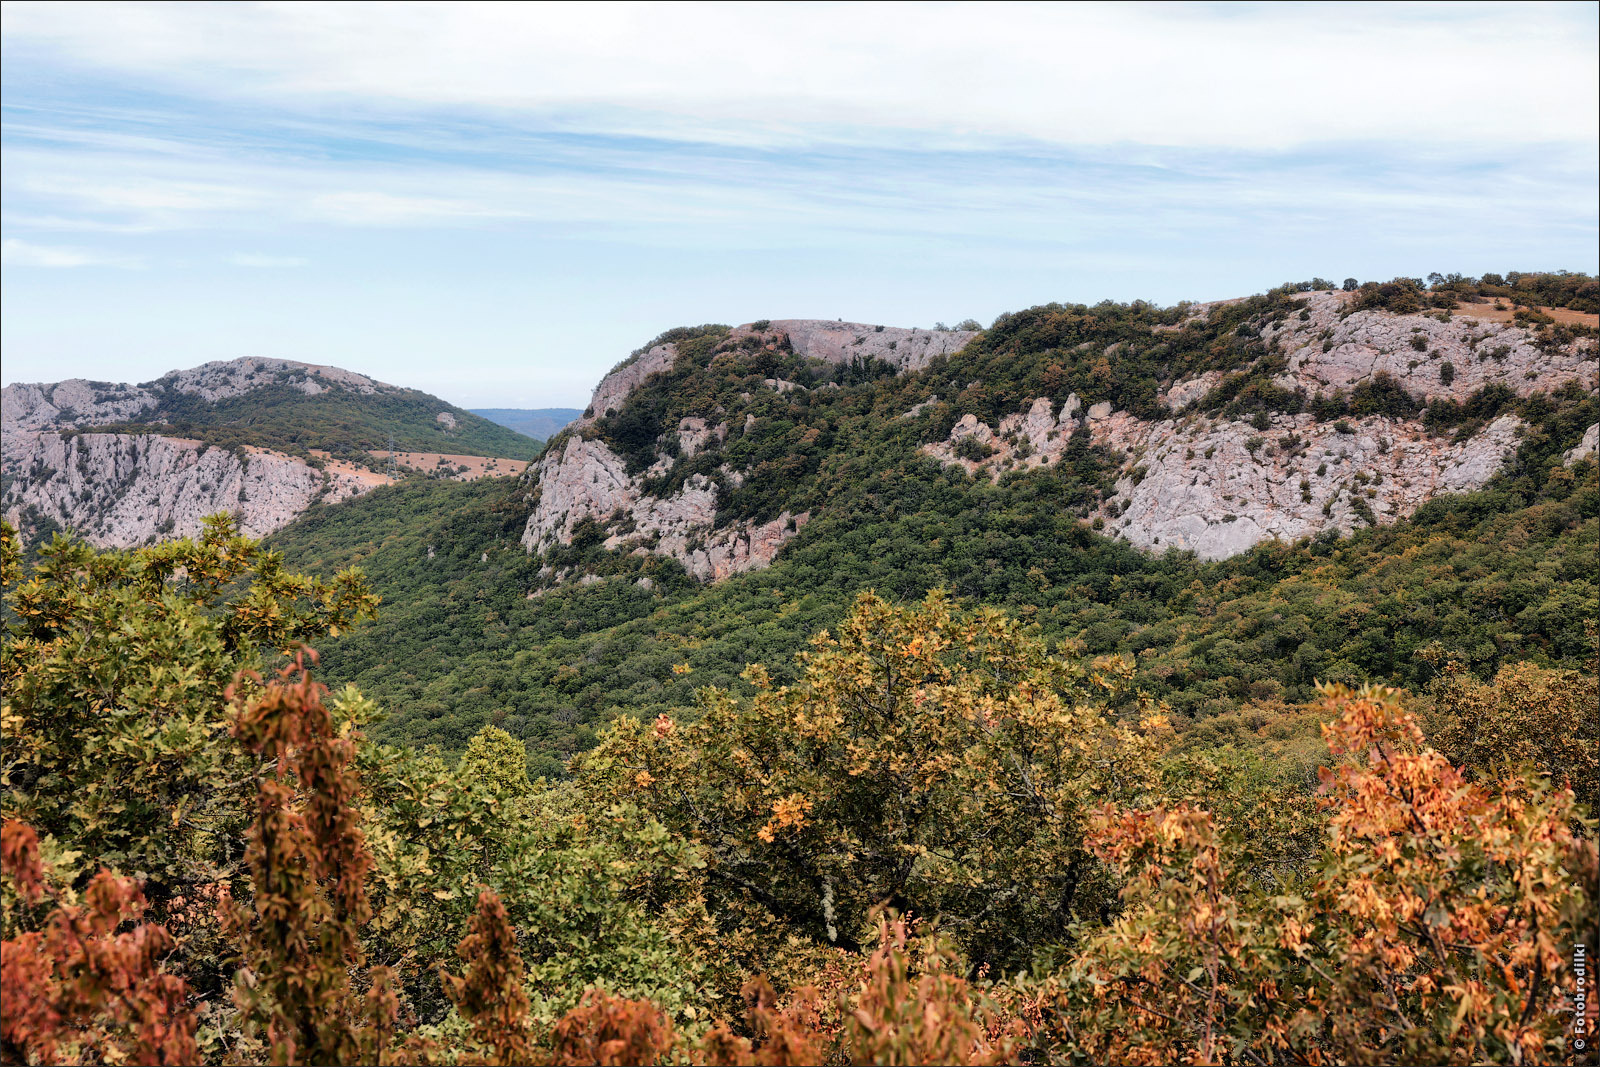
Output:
[470, 407, 583, 440]
[1, 357, 541, 547]
[263, 274, 1598, 762]
[519, 287, 1595, 582]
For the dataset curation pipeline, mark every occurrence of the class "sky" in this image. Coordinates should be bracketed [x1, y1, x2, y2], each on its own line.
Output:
[2, 2, 1597, 408]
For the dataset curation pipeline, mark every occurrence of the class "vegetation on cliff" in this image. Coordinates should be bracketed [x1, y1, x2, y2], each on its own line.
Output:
[88, 383, 543, 466]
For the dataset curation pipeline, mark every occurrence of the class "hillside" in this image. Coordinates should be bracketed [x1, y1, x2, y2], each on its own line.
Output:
[264, 273, 1599, 764]
[1, 357, 541, 547]
[520, 280, 1596, 581]
[3, 357, 542, 461]
[470, 406, 583, 440]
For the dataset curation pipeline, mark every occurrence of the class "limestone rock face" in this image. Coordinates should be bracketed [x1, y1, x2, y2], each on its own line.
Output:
[1, 432, 371, 547]
[1090, 411, 1521, 559]
[1247, 290, 1595, 402]
[1566, 423, 1600, 465]
[519, 434, 807, 581]
[581, 344, 679, 424]
[532, 318, 975, 583]
[754, 320, 977, 371]
[922, 291, 1596, 560]
[926, 398, 1528, 560]
[2, 357, 392, 433]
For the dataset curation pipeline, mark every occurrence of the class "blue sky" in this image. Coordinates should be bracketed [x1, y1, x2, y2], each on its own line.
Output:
[3, 2, 1596, 408]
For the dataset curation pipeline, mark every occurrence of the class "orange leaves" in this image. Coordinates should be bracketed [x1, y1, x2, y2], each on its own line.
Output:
[442, 889, 534, 1066]
[548, 989, 676, 1067]
[1, 819, 46, 905]
[0, 838, 198, 1067]
[223, 649, 386, 1066]
[757, 794, 812, 843]
[1060, 681, 1596, 1066]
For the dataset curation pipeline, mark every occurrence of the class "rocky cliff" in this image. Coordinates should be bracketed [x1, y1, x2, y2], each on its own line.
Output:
[526, 299, 1596, 580]
[1, 356, 532, 548]
[1, 431, 373, 547]
[1, 357, 387, 432]
[526, 319, 973, 579]
[520, 432, 807, 582]
[926, 290, 1597, 559]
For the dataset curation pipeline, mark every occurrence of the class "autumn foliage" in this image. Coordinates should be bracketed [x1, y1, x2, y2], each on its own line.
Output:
[2, 522, 1596, 1064]
[1, 821, 196, 1066]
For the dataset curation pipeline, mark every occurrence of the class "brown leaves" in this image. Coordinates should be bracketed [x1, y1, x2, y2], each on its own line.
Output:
[548, 989, 676, 1066]
[442, 889, 534, 1066]
[0, 830, 198, 1067]
[1059, 682, 1596, 1066]
[222, 650, 383, 1066]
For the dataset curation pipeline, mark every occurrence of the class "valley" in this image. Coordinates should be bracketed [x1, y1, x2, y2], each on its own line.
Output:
[6, 270, 1596, 1065]
[252, 274, 1598, 765]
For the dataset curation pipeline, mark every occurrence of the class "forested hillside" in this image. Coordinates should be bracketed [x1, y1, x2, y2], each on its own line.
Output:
[5, 273, 1598, 1066]
[267, 273, 1598, 769]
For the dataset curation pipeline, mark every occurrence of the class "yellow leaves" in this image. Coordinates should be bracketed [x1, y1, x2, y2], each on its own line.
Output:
[652, 714, 675, 739]
[634, 770, 656, 789]
[671, 662, 694, 675]
[757, 793, 812, 843]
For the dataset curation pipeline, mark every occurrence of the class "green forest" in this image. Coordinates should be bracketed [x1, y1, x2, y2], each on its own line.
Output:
[2, 514, 1594, 1064]
[262, 275, 1598, 776]
[88, 381, 543, 466]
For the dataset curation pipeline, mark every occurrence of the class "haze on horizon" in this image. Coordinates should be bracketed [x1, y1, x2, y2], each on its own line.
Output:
[2, 1, 1596, 408]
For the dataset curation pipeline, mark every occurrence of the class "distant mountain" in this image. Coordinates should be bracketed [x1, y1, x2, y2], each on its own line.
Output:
[469, 407, 583, 441]
[1, 357, 540, 547]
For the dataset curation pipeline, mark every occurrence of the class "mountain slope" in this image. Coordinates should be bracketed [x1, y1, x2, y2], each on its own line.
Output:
[2, 357, 540, 546]
[4, 357, 541, 461]
[518, 284, 1595, 583]
[263, 274, 1598, 765]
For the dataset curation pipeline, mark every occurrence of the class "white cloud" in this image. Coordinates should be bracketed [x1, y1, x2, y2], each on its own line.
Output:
[1, 237, 141, 267]
[3, 2, 1595, 152]
[227, 252, 308, 267]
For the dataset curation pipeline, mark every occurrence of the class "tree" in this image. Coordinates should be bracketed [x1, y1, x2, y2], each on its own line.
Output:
[459, 724, 534, 798]
[1046, 683, 1596, 1065]
[576, 589, 1172, 968]
[1, 516, 377, 925]
[1426, 660, 1599, 810]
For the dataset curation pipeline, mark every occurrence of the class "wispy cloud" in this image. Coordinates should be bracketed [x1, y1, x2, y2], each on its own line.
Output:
[3, 3, 1596, 151]
[1, 237, 140, 267]
[1, 2, 1594, 405]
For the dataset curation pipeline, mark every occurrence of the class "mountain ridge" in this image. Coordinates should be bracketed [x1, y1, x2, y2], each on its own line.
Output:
[1, 356, 541, 547]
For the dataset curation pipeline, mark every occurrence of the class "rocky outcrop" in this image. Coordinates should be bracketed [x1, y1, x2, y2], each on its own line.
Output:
[519, 434, 807, 581]
[2, 431, 371, 547]
[2, 357, 392, 433]
[1566, 423, 1600, 465]
[926, 394, 1530, 560]
[1091, 411, 1520, 559]
[1172, 290, 1597, 410]
[581, 344, 680, 424]
[925, 295, 1596, 560]
[752, 320, 977, 372]
[537, 318, 976, 582]
[575, 321, 978, 428]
